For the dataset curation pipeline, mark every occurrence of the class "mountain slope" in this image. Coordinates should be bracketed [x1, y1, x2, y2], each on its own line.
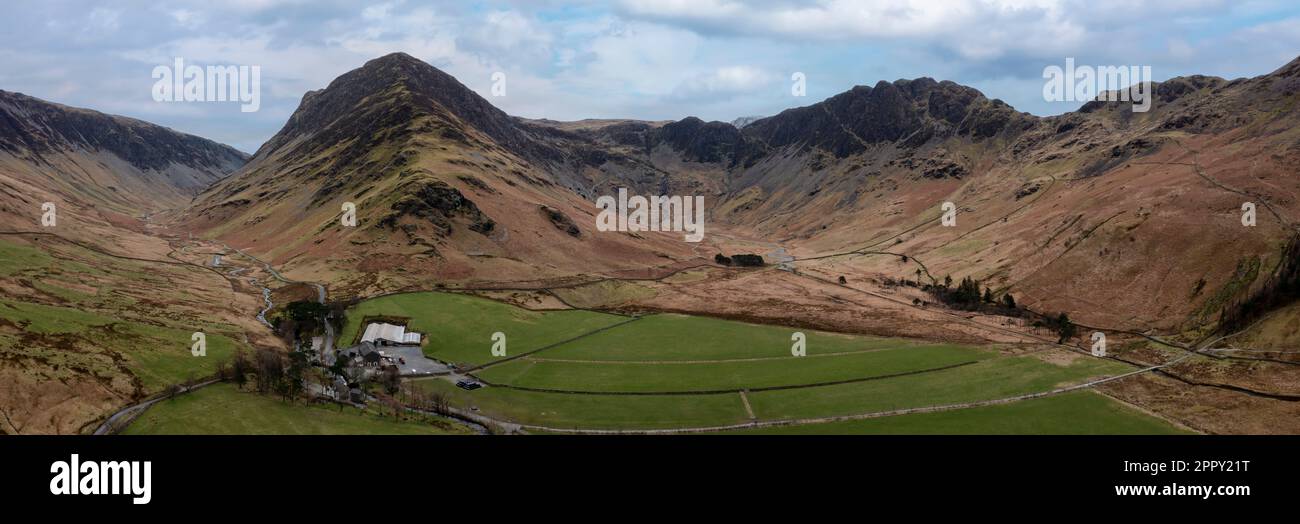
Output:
[181, 51, 1300, 336]
[0, 90, 247, 216]
[179, 53, 703, 298]
[0, 93, 261, 435]
[650, 57, 1300, 334]
[0, 89, 248, 256]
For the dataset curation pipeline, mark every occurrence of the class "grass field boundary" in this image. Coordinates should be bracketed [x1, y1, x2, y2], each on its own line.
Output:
[471, 360, 980, 396]
[510, 359, 1181, 434]
[461, 316, 645, 372]
[521, 345, 914, 364]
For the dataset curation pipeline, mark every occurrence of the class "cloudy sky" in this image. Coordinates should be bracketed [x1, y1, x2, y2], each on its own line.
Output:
[2, 0, 1298, 152]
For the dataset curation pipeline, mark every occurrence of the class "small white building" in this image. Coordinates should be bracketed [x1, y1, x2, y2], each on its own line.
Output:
[360, 322, 422, 345]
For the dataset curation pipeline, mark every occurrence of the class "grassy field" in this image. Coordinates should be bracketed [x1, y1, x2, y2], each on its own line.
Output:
[1, 296, 241, 392]
[413, 378, 751, 430]
[339, 291, 627, 366]
[478, 344, 986, 393]
[346, 290, 1177, 434]
[124, 383, 470, 435]
[0, 239, 53, 276]
[536, 313, 951, 361]
[746, 355, 1131, 420]
[727, 391, 1189, 435]
[0, 236, 265, 434]
[0, 237, 250, 392]
[409, 353, 1135, 430]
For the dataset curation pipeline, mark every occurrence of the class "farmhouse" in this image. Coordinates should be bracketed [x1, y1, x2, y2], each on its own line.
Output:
[337, 341, 395, 368]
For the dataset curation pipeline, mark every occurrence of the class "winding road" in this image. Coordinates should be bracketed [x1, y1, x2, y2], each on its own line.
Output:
[92, 237, 336, 435]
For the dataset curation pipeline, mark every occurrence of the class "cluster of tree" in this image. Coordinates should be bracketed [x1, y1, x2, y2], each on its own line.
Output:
[162, 373, 200, 400]
[285, 300, 329, 321]
[327, 302, 348, 334]
[361, 385, 455, 426]
[1034, 312, 1078, 343]
[401, 383, 451, 416]
[275, 300, 332, 346]
[926, 275, 1016, 312]
[880, 276, 920, 288]
[714, 253, 765, 266]
[276, 300, 351, 352]
[1219, 234, 1300, 333]
[217, 348, 312, 402]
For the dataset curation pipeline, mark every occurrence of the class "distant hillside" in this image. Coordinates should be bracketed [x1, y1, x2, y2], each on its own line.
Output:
[181, 51, 1300, 333]
[0, 90, 247, 214]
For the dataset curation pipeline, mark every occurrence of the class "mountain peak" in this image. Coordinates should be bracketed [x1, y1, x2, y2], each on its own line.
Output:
[257, 51, 524, 160]
[368, 51, 423, 65]
[354, 51, 448, 84]
[740, 75, 1033, 158]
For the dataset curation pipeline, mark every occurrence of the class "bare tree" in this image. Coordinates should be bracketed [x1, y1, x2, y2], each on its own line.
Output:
[428, 391, 450, 416]
[372, 393, 404, 421]
[254, 348, 284, 395]
[230, 350, 252, 390]
[380, 366, 401, 395]
[215, 358, 232, 382]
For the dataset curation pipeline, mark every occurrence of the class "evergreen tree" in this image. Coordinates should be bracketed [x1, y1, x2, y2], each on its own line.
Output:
[1055, 312, 1077, 342]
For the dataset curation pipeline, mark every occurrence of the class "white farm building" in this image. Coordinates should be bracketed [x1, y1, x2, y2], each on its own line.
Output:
[360, 322, 422, 345]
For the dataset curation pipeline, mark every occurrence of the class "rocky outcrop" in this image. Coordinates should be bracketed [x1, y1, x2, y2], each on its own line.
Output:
[740, 78, 1035, 159]
[539, 205, 581, 237]
[379, 179, 495, 236]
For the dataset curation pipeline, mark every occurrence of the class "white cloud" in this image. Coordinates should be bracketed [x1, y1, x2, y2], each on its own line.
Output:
[87, 7, 122, 30]
[169, 9, 206, 30]
[673, 65, 775, 98]
[3, 0, 1296, 152]
[619, 0, 1087, 59]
